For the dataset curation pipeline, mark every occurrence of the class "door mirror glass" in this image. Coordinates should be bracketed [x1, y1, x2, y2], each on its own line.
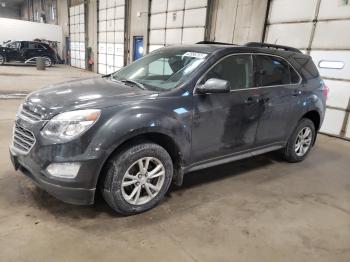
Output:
[197, 78, 230, 94]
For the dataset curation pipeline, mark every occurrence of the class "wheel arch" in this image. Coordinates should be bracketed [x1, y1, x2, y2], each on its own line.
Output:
[95, 131, 184, 192]
[300, 110, 321, 146]
[302, 110, 321, 131]
[0, 52, 6, 63]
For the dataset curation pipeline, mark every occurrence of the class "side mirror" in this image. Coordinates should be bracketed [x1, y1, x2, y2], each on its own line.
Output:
[196, 78, 230, 94]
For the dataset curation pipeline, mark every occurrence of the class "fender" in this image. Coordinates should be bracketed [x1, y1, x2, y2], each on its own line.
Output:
[0, 48, 7, 61]
[88, 98, 193, 186]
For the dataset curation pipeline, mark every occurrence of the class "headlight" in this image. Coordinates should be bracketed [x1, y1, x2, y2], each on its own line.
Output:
[41, 109, 101, 141]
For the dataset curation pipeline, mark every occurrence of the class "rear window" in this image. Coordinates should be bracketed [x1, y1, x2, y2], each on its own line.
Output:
[28, 43, 37, 49]
[25, 42, 46, 49]
[290, 55, 319, 80]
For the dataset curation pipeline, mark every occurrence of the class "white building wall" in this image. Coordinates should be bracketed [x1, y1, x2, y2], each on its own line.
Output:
[0, 18, 62, 46]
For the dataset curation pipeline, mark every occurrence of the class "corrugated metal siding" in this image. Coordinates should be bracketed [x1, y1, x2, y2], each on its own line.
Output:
[148, 0, 208, 52]
[69, 4, 86, 69]
[208, 0, 268, 44]
[265, 0, 350, 139]
[97, 0, 126, 75]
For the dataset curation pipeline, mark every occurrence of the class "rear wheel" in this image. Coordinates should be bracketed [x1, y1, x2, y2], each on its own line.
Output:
[283, 118, 315, 162]
[101, 142, 173, 215]
[42, 56, 53, 67]
[0, 54, 5, 65]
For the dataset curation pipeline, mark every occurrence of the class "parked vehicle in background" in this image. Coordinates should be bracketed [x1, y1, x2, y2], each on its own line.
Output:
[0, 41, 58, 67]
[9, 42, 327, 215]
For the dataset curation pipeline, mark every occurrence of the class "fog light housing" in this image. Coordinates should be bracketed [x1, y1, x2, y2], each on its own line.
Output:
[46, 163, 81, 179]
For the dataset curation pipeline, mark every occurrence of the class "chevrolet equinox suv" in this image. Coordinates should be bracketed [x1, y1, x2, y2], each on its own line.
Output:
[0, 41, 57, 67]
[10, 42, 327, 215]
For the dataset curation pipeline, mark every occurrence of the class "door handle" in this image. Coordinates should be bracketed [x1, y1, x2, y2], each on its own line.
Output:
[293, 90, 302, 96]
[262, 97, 270, 103]
[245, 95, 260, 104]
[245, 97, 254, 104]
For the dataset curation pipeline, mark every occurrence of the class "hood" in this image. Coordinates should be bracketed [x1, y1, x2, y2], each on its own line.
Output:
[1, 46, 13, 52]
[24, 77, 158, 118]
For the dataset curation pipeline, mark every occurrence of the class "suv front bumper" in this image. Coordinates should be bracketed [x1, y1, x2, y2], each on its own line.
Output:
[9, 146, 101, 205]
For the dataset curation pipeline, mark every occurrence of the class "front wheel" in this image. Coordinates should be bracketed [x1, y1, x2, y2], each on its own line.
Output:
[283, 118, 316, 162]
[102, 142, 173, 215]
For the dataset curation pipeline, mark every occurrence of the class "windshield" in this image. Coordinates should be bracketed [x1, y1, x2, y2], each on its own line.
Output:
[6, 41, 20, 49]
[112, 49, 208, 91]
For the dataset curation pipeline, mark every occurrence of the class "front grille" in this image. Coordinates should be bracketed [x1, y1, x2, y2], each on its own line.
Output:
[19, 105, 42, 122]
[12, 123, 36, 153]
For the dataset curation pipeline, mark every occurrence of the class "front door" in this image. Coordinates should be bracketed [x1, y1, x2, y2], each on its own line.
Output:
[254, 54, 303, 145]
[6, 41, 21, 61]
[191, 54, 263, 164]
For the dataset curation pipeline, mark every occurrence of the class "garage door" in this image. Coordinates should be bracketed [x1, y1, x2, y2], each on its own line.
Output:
[98, 0, 126, 75]
[149, 0, 208, 52]
[265, 0, 350, 139]
[69, 3, 86, 69]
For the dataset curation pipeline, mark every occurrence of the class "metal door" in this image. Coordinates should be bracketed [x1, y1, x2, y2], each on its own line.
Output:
[133, 36, 144, 61]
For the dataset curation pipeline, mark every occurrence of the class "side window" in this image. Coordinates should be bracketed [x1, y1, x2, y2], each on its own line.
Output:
[8, 42, 20, 49]
[256, 55, 291, 86]
[202, 55, 253, 90]
[27, 42, 38, 49]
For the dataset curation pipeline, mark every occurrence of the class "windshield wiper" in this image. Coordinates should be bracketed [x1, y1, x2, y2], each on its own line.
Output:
[121, 79, 145, 90]
[110, 76, 146, 90]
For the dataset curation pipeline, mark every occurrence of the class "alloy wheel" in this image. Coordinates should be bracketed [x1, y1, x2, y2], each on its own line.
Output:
[295, 127, 313, 157]
[121, 157, 165, 205]
[43, 57, 52, 67]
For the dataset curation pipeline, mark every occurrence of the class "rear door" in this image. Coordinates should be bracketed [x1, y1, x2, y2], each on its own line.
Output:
[22, 42, 47, 61]
[254, 54, 303, 145]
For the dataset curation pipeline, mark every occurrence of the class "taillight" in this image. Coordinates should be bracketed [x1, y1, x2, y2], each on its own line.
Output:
[321, 82, 329, 99]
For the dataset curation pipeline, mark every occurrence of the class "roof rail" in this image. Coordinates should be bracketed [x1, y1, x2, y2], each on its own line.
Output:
[244, 42, 302, 53]
[196, 41, 237, 46]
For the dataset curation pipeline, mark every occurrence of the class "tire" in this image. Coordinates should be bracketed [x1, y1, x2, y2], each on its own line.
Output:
[283, 118, 316, 163]
[0, 54, 5, 65]
[43, 56, 53, 67]
[101, 142, 173, 215]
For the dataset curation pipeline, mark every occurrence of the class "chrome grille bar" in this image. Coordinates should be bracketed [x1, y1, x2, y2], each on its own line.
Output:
[12, 123, 36, 154]
[19, 106, 42, 122]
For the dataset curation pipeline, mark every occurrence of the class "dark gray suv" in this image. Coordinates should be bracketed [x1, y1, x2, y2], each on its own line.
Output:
[9, 42, 327, 214]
